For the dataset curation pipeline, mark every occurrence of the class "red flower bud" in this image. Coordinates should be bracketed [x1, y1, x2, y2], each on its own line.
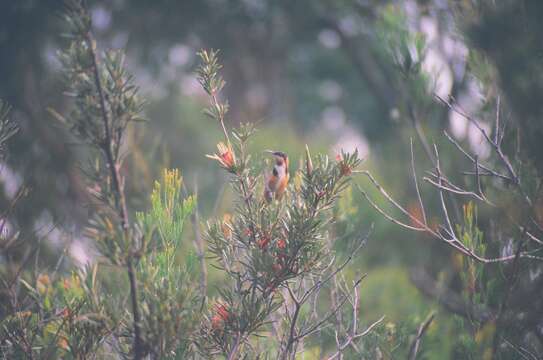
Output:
[257, 238, 269, 249]
[336, 153, 352, 176]
[257, 234, 271, 249]
[206, 142, 236, 170]
[211, 303, 230, 330]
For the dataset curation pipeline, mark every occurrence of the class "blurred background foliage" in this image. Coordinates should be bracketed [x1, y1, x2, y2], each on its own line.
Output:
[1, 0, 543, 358]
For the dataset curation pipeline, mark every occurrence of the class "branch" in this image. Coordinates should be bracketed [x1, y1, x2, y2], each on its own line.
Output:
[410, 138, 427, 225]
[83, 24, 143, 360]
[408, 312, 435, 360]
[422, 176, 490, 203]
[326, 315, 385, 360]
[296, 276, 366, 341]
[443, 131, 509, 181]
[503, 338, 540, 360]
[227, 334, 242, 360]
[433, 144, 455, 241]
[436, 95, 532, 207]
[280, 283, 303, 360]
[357, 173, 543, 264]
[84, 34, 129, 231]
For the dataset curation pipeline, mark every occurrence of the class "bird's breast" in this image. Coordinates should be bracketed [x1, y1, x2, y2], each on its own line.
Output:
[268, 165, 285, 189]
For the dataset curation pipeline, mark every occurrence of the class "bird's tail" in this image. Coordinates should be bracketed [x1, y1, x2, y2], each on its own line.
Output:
[264, 188, 273, 203]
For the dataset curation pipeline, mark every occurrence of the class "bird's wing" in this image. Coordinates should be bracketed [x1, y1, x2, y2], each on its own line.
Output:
[267, 174, 279, 191]
[275, 173, 289, 199]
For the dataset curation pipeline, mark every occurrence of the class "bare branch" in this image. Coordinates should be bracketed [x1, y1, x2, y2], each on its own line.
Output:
[357, 173, 543, 263]
[357, 173, 432, 232]
[436, 95, 532, 207]
[408, 312, 435, 360]
[357, 187, 428, 232]
[422, 176, 491, 205]
[326, 315, 386, 360]
[433, 144, 455, 240]
[494, 96, 501, 145]
[410, 138, 427, 226]
[296, 276, 366, 341]
[503, 338, 540, 360]
[443, 131, 510, 181]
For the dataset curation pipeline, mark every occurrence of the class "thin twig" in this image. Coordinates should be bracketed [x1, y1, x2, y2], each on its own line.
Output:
[436, 95, 532, 207]
[494, 96, 501, 145]
[227, 334, 242, 360]
[408, 311, 435, 360]
[410, 138, 427, 225]
[502, 338, 539, 360]
[295, 276, 366, 341]
[422, 176, 492, 205]
[443, 131, 509, 181]
[474, 155, 484, 197]
[326, 315, 386, 360]
[357, 175, 543, 263]
[357, 173, 431, 232]
[212, 92, 231, 147]
[433, 144, 455, 240]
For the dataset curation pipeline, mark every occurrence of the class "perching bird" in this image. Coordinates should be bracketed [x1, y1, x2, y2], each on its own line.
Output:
[264, 150, 289, 202]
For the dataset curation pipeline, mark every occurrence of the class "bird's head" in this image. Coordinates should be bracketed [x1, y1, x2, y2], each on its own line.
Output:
[265, 150, 288, 167]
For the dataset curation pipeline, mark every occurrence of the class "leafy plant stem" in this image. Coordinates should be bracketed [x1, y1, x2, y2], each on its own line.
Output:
[84, 29, 143, 360]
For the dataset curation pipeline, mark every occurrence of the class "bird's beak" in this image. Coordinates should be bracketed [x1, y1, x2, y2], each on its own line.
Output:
[263, 150, 275, 155]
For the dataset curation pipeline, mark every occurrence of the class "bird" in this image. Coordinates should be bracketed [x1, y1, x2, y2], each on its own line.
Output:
[264, 150, 289, 202]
